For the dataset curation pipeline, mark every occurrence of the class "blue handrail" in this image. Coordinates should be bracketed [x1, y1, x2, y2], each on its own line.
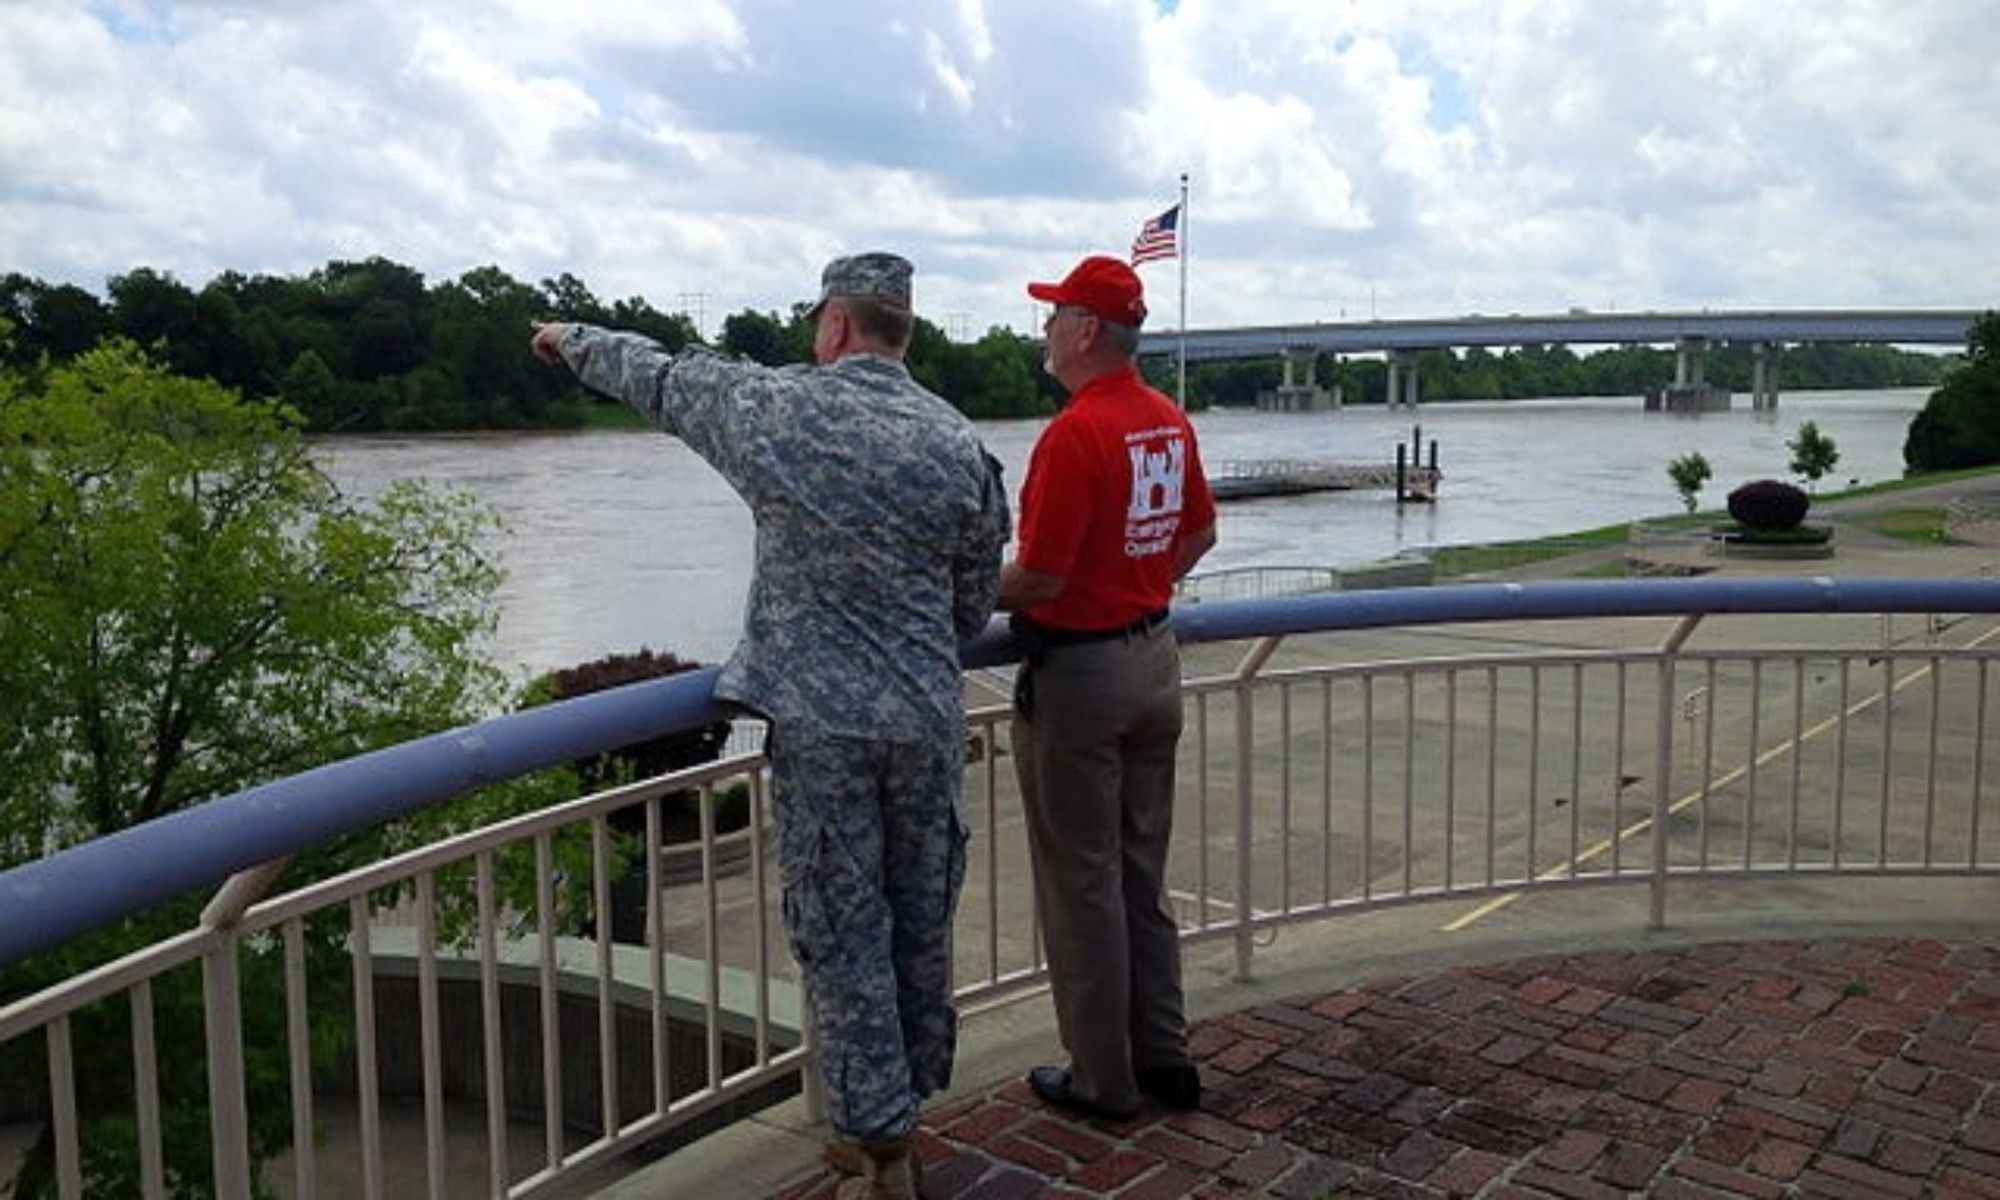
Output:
[8, 575, 2000, 968]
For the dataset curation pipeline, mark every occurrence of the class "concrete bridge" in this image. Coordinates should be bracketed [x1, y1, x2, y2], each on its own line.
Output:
[1136, 307, 1983, 413]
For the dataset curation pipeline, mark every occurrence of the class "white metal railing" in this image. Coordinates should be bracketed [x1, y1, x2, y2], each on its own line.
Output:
[9, 602, 2000, 1197]
[721, 717, 769, 760]
[1, 754, 794, 1200]
[1175, 564, 1340, 604]
[1880, 563, 1999, 651]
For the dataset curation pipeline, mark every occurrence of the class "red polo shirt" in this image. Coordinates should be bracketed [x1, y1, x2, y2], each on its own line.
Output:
[1016, 366, 1215, 631]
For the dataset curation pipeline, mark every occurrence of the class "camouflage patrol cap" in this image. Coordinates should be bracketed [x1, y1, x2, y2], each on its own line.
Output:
[806, 252, 913, 319]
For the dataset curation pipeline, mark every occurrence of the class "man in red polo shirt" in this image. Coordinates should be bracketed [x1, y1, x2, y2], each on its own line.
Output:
[999, 255, 1217, 1120]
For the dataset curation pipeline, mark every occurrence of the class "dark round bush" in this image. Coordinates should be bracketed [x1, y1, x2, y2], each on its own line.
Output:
[522, 647, 729, 790]
[1727, 479, 1810, 531]
[523, 648, 736, 944]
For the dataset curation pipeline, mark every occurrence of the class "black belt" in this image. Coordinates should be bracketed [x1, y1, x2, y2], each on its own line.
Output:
[1036, 608, 1171, 648]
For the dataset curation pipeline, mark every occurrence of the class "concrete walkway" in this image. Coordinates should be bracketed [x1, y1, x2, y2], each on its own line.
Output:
[634, 474, 2000, 1200]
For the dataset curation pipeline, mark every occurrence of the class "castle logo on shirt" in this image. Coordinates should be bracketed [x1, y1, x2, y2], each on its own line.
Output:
[1124, 431, 1186, 558]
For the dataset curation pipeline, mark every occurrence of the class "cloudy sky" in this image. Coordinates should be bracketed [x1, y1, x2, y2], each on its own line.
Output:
[3, 1, 1995, 339]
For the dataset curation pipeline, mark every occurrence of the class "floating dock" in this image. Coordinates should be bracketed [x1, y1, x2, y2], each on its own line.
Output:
[1210, 458, 1441, 502]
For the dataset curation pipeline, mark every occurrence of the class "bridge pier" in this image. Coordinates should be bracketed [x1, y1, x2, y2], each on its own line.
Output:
[1646, 335, 1729, 412]
[1751, 341, 1780, 411]
[1674, 336, 1707, 387]
[1387, 350, 1419, 409]
[1282, 348, 1310, 390]
[1259, 347, 1339, 411]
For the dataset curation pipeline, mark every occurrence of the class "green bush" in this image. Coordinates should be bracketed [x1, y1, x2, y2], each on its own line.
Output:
[1727, 479, 1810, 531]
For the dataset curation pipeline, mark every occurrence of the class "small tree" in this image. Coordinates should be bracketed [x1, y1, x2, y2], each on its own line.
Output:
[1788, 421, 1840, 491]
[1666, 451, 1713, 513]
[0, 341, 579, 1198]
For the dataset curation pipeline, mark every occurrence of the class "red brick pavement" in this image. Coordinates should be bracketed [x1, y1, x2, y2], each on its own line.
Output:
[764, 937, 2000, 1198]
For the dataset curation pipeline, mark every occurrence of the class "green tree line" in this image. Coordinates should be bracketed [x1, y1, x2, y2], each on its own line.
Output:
[0, 260, 1064, 430]
[2, 261, 1953, 430]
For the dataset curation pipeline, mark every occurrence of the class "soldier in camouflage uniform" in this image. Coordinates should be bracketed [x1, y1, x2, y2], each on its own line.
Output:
[531, 253, 1010, 1199]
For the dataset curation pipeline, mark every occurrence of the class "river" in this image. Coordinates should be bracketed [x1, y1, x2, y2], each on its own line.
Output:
[313, 388, 1928, 677]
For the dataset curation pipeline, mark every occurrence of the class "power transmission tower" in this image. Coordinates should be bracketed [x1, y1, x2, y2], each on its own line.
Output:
[676, 291, 709, 340]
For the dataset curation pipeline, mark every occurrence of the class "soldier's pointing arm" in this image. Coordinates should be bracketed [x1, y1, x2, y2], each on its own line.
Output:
[544, 322, 784, 502]
[549, 324, 686, 434]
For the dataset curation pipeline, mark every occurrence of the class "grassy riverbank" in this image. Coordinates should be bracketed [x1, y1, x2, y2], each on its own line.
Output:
[1813, 463, 2000, 503]
[1848, 508, 1951, 543]
[579, 401, 648, 430]
[1426, 523, 1631, 577]
[1424, 465, 2000, 579]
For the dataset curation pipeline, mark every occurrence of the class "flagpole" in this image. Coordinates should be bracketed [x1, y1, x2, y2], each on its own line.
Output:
[1177, 172, 1189, 409]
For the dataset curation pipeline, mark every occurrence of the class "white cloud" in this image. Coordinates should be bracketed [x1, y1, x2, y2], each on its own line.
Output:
[0, 0, 1994, 335]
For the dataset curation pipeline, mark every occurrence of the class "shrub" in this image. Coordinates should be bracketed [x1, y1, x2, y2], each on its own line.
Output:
[521, 649, 733, 944]
[1727, 479, 1810, 531]
[521, 647, 729, 792]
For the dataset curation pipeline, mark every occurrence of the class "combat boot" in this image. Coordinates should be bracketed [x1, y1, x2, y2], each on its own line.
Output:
[831, 1135, 919, 1199]
[822, 1137, 866, 1176]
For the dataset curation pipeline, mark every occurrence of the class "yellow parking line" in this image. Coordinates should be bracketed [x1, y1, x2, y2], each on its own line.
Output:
[1441, 621, 2000, 931]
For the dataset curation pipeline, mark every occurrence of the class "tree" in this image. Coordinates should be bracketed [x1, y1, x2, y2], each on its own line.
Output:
[609, 296, 702, 353]
[720, 308, 795, 366]
[107, 267, 201, 376]
[962, 329, 1047, 418]
[279, 347, 341, 429]
[38, 284, 113, 360]
[1666, 451, 1713, 513]
[1905, 313, 2000, 473]
[1786, 421, 1840, 491]
[0, 342, 579, 1197]
[0, 277, 109, 367]
[540, 271, 609, 324]
[432, 266, 561, 427]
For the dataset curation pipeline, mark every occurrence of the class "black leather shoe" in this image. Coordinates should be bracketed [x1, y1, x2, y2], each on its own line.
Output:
[1136, 1064, 1202, 1110]
[1026, 1066, 1140, 1121]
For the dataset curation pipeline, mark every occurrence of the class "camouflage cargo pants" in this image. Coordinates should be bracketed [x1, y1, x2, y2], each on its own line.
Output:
[769, 726, 969, 1140]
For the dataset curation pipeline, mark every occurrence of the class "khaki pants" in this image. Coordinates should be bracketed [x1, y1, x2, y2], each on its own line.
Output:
[1011, 624, 1189, 1111]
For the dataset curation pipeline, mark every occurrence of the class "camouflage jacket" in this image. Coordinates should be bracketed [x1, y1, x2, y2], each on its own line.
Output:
[557, 326, 1011, 740]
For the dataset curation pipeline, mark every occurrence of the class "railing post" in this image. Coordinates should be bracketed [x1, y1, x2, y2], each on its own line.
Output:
[1233, 637, 1284, 981]
[1651, 615, 1703, 929]
[202, 938, 253, 1200]
[47, 1017, 81, 1200]
[199, 858, 288, 1200]
[201, 857, 292, 929]
[801, 991, 825, 1122]
[1234, 684, 1254, 981]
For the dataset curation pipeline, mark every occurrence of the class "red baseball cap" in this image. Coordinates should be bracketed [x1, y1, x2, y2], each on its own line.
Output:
[1027, 256, 1147, 326]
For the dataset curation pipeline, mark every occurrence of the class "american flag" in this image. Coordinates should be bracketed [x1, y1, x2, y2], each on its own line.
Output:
[1130, 204, 1180, 265]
